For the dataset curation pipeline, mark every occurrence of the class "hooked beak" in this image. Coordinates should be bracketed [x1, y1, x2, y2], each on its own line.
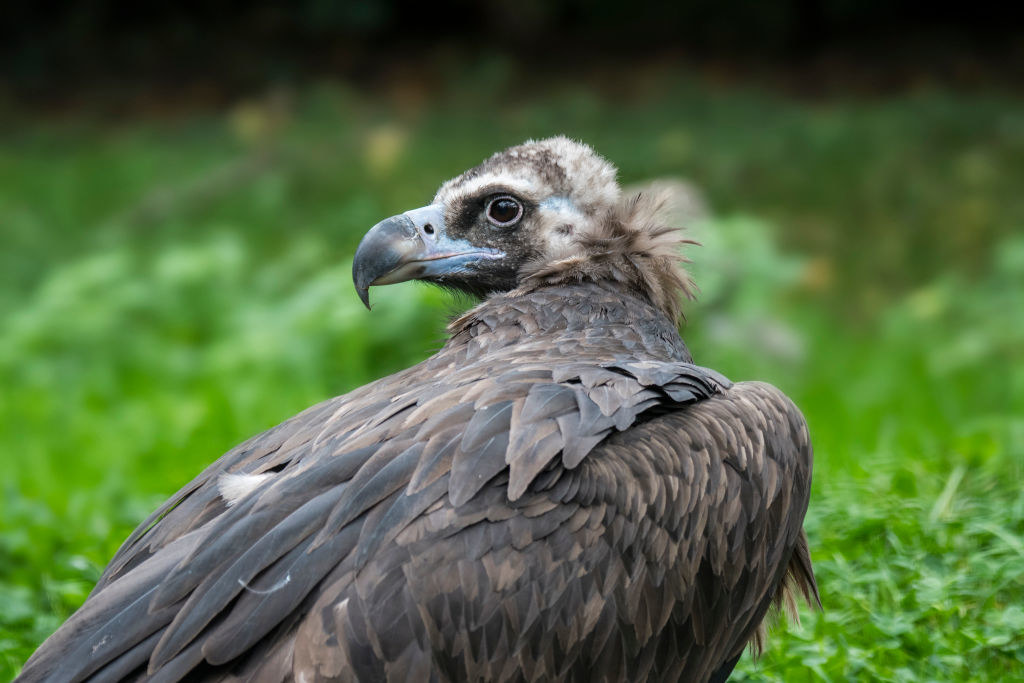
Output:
[352, 203, 502, 308]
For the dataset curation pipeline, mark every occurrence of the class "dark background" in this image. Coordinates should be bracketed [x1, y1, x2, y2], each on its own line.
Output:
[3, 1, 1021, 107]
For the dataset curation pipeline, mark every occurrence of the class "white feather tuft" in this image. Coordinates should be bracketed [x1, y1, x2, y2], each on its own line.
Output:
[218, 472, 272, 506]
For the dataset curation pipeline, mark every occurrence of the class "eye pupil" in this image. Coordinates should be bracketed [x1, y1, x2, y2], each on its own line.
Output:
[487, 197, 522, 226]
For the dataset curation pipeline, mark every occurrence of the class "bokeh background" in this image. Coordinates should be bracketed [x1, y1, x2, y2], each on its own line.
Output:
[2, 3, 1023, 680]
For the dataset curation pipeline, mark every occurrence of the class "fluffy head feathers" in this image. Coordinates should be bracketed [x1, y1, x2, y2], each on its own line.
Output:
[435, 136, 621, 218]
[515, 189, 696, 322]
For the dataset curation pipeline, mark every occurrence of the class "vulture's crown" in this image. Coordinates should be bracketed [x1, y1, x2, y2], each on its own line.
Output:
[19, 138, 818, 683]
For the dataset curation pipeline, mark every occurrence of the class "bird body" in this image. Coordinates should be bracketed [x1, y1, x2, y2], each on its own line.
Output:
[19, 138, 817, 682]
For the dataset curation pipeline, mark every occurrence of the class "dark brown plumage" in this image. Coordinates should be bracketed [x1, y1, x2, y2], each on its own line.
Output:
[18, 137, 818, 682]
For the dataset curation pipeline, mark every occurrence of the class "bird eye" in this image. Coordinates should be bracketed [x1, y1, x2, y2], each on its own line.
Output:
[486, 196, 523, 227]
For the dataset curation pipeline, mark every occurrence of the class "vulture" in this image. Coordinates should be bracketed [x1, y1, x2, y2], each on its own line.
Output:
[18, 137, 818, 683]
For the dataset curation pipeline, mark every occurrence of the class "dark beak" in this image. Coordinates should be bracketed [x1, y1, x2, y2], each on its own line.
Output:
[352, 203, 502, 309]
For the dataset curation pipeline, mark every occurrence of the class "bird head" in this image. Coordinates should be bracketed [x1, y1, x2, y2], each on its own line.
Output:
[353, 137, 693, 319]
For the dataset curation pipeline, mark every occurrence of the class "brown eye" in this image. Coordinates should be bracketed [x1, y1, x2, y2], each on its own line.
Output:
[486, 196, 523, 227]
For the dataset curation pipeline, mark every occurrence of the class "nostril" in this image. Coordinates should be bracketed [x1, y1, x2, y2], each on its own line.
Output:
[423, 224, 435, 236]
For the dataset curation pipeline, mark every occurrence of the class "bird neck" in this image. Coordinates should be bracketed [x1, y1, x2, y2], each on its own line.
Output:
[445, 281, 693, 363]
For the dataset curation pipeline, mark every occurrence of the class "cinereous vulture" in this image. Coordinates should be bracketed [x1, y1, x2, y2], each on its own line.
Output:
[18, 137, 818, 682]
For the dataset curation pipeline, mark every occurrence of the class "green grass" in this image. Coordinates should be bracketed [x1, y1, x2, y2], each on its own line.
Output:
[1, 76, 1022, 680]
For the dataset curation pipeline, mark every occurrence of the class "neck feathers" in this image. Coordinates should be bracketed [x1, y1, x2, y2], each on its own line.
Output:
[516, 190, 695, 322]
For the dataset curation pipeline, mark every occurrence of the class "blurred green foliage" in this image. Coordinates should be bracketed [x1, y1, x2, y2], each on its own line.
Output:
[1, 77, 1022, 680]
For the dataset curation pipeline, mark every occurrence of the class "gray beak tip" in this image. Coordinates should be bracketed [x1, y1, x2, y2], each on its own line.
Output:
[356, 287, 371, 310]
[353, 265, 374, 309]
